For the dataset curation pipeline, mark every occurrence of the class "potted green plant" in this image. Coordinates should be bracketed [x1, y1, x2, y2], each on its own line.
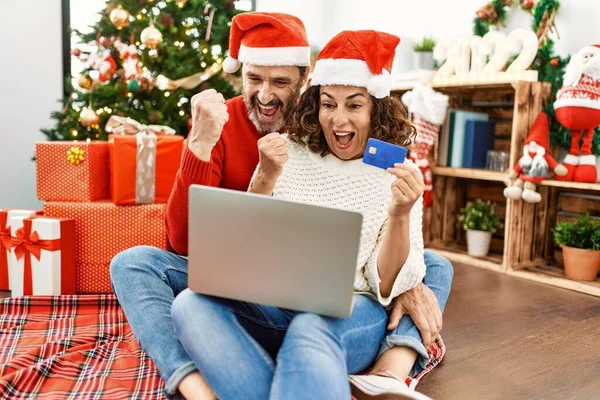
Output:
[413, 37, 436, 70]
[458, 200, 501, 257]
[553, 214, 600, 281]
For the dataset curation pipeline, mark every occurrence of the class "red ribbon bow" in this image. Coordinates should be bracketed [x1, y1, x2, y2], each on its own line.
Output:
[11, 219, 61, 295]
[0, 212, 11, 289]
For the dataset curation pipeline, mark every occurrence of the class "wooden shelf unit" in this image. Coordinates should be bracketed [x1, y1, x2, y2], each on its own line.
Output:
[393, 81, 600, 298]
[431, 167, 508, 183]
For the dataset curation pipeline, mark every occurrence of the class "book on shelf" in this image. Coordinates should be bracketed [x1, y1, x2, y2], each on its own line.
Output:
[463, 120, 496, 168]
[449, 110, 489, 168]
[437, 109, 492, 168]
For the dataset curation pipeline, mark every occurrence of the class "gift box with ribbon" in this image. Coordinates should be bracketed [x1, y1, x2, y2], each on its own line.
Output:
[0, 209, 44, 291]
[36, 141, 110, 202]
[43, 201, 168, 293]
[8, 216, 76, 297]
[106, 116, 183, 205]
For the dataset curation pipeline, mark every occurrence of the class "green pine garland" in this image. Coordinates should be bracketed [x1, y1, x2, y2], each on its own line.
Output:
[472, 0, 600, 154]
[42, 0, 241, 141]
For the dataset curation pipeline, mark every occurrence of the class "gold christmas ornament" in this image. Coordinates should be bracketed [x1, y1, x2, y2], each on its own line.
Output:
[77, 73, 93, 89]
[67, 147, 85, 165]
[141, 23, 163, 49]
[110, 6, 131, 30]
[80, 107, 99, 128]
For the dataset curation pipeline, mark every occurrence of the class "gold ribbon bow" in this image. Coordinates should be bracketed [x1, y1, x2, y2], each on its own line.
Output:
[67, 146, 85, 165]
[106, 116, 176, 204]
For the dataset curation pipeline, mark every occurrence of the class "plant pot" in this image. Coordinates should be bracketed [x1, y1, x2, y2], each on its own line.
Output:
[413, 51, 434, 70]
[562, 245, 600, 281]
[466, 230, 493, 257]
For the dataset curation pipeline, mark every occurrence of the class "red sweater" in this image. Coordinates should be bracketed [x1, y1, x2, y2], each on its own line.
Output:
[165, 96, 263, 255]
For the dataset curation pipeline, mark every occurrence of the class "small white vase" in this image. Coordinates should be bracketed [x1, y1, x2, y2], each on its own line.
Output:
[466, 230, 493, 257]
[414, 52, 434, 70]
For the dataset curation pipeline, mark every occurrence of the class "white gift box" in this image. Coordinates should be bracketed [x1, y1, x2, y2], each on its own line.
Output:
[9, 216, 76, 296]
[0, 209, 42, 291]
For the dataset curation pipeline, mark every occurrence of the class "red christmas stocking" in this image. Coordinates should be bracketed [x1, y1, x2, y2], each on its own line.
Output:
[409, 113, 440, 207]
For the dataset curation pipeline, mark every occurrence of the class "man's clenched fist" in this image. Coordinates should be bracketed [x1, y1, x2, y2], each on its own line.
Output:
[257, 132, 288, 184]
[188, 89, 230, 161]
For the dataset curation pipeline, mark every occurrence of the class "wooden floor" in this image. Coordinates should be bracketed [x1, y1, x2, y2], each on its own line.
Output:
[416, 263, 600, 400]
[2, 263, 600, 399]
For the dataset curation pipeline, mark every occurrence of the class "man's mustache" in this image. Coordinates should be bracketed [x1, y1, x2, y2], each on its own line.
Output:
[251, 96, 283, 108]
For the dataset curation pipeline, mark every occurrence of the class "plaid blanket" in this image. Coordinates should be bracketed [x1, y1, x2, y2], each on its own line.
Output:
[0, 295, 445, 399]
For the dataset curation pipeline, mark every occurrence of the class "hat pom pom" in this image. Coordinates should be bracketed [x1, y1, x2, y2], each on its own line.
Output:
[223, 56, 240, 73]
[367, 69, 392, 99]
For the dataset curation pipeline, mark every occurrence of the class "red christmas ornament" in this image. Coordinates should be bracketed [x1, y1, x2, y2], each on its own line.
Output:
[520, 0, 535, 9]
[551, 58, 559, 66]
[71, 48, 82, 57]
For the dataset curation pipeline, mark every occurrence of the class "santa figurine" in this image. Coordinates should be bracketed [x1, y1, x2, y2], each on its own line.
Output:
[504, 112, 567, 203]
[553, 44, 600, 182]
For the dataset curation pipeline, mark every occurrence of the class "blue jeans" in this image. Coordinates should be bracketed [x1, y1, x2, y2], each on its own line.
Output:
[110, 247, 453, 397]
[171, 291, 388, 400]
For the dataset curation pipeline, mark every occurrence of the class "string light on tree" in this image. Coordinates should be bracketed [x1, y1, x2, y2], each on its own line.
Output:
[176, 0, 188, 7]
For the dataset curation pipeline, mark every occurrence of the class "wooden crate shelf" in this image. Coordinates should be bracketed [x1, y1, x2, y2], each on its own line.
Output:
[431, 167, 508, 183]
[510, 259, 600, 297]
[398, 80, 600, 298]
[541, 180, 600, 192]
[391, 82, 523, 93]
[429, 242, 504, 273]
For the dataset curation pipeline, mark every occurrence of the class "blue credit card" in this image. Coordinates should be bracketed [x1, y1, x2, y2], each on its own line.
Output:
[362, 138, 408, 170]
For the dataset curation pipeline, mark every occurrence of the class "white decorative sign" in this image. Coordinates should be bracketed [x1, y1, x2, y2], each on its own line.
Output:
[433, 28, 539, 85]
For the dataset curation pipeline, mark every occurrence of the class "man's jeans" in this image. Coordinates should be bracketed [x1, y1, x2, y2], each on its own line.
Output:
[110, 246, 453, 397]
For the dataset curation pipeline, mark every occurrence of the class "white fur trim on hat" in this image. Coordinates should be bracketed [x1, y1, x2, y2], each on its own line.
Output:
[311, 58, 391, 98]
[238, 44, 310, 67]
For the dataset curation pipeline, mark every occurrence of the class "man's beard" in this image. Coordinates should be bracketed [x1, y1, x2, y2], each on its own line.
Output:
[244, 88, 300, 134]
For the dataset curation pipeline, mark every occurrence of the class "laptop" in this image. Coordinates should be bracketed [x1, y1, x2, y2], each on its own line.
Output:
[187, 185, 363, 318]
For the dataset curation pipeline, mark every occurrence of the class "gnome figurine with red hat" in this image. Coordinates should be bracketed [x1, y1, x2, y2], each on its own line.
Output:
[504, 113, 567, 203]
[553, 44, 600, 183]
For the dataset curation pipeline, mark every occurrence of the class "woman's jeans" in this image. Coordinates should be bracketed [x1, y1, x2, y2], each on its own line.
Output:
[110, 246, 453, 397]
[171, 291, 387, 400]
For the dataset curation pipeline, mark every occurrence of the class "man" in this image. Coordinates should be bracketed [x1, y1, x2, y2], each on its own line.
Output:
[111, 12, 452, 400]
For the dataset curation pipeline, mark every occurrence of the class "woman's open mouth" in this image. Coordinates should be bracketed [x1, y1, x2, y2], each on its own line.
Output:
[333, 130, 355, 150]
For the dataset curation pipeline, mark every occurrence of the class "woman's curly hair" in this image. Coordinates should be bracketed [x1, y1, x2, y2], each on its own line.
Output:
[287, 85, 416, 157]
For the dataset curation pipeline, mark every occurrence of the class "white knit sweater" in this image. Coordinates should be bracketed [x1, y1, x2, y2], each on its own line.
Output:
[251, 135, 426, 307]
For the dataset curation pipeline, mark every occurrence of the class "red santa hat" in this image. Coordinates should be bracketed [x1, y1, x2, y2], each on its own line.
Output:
[222, 12, 310, 74]
[310, 30, 400, 99]
[524, 112, 550, 154]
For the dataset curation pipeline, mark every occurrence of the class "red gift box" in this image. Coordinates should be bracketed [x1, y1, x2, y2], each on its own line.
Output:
[106, 116, 183, 205]
[43, 201, 168, 293]
[36, 141, 110, 202]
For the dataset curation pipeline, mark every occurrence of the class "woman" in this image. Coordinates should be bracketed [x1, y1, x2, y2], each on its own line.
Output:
[171, 30, 430, 400]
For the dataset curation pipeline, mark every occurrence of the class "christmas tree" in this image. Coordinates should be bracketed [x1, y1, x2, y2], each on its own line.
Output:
[42, 0, 241, 141]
